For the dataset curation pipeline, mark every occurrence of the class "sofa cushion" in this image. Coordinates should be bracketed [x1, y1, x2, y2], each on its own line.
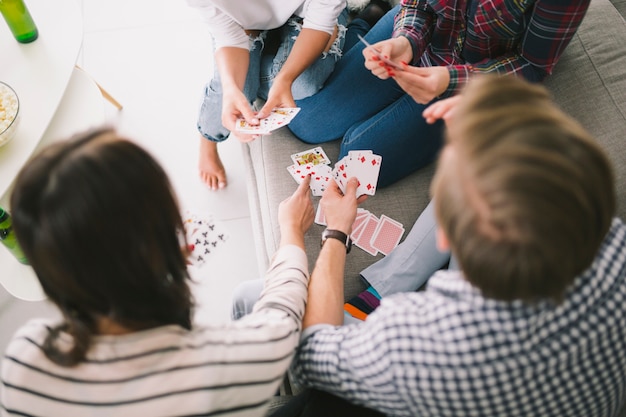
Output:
[543, 0, 626, 216]
[242, 0, 626, 301]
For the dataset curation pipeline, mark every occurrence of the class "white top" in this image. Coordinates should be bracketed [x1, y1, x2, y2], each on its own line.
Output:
[1, 245, 309, 417]
[186, 0, 346, 49]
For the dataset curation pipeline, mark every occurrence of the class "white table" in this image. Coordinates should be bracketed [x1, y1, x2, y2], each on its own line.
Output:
[0, 0, 106, 301]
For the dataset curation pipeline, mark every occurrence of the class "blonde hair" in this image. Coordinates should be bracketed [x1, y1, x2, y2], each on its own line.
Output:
[431, 75, 615, 302]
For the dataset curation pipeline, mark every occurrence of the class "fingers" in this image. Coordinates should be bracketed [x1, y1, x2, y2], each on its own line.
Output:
[422, 95, 462, 124]
[295, 175, 312, 196]
[344, 177, 359, 198]
[257, 101, 274, 120]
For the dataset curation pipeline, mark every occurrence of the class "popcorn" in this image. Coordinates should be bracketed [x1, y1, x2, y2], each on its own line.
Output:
[0, 82, 19, 146]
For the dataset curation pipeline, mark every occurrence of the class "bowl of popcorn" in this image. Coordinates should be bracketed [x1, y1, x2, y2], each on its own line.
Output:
[0, 81, 20, 147]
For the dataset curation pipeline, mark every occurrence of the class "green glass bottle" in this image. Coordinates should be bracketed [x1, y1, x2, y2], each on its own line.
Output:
[0, 207, 28, 264]
[0, 0, 38, 44]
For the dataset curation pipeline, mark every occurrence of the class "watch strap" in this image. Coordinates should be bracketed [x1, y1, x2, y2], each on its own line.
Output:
[321, 228, 352, 253]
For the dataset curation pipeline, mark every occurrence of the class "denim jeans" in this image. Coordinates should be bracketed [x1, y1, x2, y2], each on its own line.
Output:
[360, 200, 455, 297]
[197, 10, 350, 142]
[288, 5, 445, 188]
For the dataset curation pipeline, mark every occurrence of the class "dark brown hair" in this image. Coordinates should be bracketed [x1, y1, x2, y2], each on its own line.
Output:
[431, 75, 615, 302]
[11, 128, 194, 366]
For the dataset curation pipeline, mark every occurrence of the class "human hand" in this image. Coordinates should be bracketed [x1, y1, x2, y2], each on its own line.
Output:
[392, 66, 450, 104]
[362, 37, 412, 80]
[278, 176, 315, 246]
[257, 78, 296, 119]
[321, 177, 366, 235]
[422, 95, 462, 124]
[222, 88, 261, 143]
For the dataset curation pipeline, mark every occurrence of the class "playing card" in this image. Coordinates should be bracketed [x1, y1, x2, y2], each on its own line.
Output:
[235, 107, 300, 134]
[309, 164, 332, 196]
[315, 203, 326, 226]
[286, 163, 316, 184]
[354, 214, 380, 256]
[370, 215, 405, 256]
[357, 34, 404, 71]
[265, 107, 301, 130]
[234, 117, 273, 134]
[182, 211, 229, 267]
[350, 209, 371, 240]
[347, 151, 382, 196]
[332, 156, 350, 194]
[291, 146, 331, 166]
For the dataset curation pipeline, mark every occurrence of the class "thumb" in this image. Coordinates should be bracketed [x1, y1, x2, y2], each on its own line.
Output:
[257, 100, 276, 120]
[345, 177, 359, 197]
[240, 105, 259, 125]
[296, 175, 312, 195]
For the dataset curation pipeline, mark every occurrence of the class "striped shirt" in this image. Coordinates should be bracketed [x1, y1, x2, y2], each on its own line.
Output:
[393, 0, 591, 96]
[1, 245, 309, 417]
[292, 218, 626, 417]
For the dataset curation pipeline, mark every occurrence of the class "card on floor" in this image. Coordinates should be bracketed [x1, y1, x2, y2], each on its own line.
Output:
[291, 146, 331, 166]
[370, 215, 405, 256]
[350, 210, 371, 240]
[354, 214, 380, 256]
[183, 211, 230, 267]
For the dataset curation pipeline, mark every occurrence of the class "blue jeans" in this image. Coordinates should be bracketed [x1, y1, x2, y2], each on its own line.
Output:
[360, 200, 456, 297]
[197, 10, 352, 142]
[288, 6, 444, 188]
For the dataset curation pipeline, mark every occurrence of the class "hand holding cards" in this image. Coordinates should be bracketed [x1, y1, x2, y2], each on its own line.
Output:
[357, 34, 404, 71]
[333, 151, 382, 197]
[286, 147, 382, 197]
[235, 107, 300, 134]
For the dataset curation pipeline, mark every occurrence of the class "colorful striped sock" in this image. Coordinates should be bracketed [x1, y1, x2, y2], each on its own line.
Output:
[343, 285, 382, 321]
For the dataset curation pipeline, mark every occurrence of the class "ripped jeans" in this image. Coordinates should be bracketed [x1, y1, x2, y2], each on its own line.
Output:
[197, 9, 350, 142]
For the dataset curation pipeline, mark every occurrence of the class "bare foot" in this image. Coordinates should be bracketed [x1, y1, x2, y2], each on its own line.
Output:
[198, 137, 227, 190]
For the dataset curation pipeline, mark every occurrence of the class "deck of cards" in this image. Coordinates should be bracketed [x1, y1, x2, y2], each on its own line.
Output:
[315, 205, 405, 256]
[287, 147, 382, 197]
[235, 107, 301, 134]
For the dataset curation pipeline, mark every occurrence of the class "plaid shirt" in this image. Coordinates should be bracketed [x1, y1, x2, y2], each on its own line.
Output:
[292, 218, 626, 417]
[392, 0, 590, 96]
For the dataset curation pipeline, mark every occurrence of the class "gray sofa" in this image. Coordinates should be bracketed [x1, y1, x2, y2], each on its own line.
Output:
[243, 0, 626, 302]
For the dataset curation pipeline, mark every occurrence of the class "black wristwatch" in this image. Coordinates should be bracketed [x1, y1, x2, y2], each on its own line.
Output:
[321, 228, 352, 253]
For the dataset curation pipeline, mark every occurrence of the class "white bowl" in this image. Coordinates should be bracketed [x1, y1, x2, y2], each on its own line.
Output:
[0, 81, 20, 147]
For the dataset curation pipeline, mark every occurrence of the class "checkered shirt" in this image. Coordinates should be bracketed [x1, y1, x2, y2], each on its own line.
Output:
[292, 218, 626, 417]
[392, 0, 591, 96]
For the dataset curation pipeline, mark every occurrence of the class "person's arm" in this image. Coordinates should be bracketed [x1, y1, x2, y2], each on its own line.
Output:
[251, 176, 315, 321]
[302, 178, 361, 328]
[446, 0, 591, 95]
[213, 47, 262, 142]
[258, 28, 332, 116]
[392, 0, 435, 64]
[193, 5, 260, 140]
[257, 0, 344, 116]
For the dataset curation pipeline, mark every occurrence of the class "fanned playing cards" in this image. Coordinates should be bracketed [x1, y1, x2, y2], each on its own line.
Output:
[286, 147, 382, 197]
[235, 107, 301, 134]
